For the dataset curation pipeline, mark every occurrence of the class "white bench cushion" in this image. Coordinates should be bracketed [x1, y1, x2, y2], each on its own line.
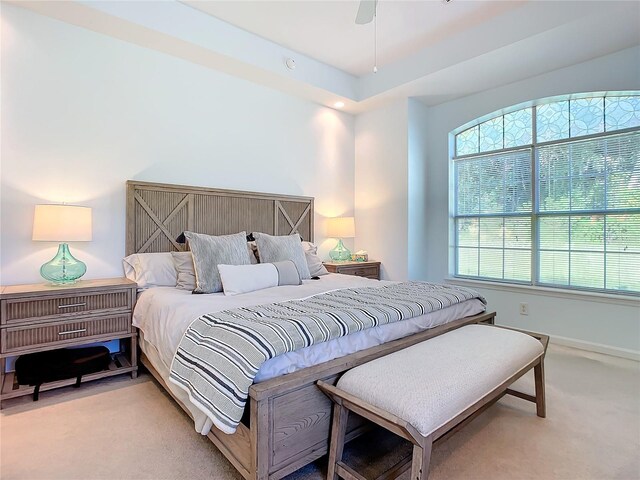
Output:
[336, 325, 544, 437]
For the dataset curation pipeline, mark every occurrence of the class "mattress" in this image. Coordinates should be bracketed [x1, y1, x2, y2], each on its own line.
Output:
[133, 273, 485, 433]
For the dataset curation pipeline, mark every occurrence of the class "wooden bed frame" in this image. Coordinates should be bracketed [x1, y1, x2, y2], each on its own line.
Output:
[126, 180, 496, 480]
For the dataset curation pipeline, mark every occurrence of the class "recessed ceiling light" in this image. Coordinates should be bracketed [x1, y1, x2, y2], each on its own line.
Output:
[334, 101, 345, 109]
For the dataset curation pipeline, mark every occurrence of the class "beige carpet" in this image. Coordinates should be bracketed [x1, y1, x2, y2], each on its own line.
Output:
[1, 344, 638, 480]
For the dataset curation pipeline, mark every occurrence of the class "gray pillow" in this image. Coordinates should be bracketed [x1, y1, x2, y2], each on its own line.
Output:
[302, 242, 329, 277]
[254, 232, 311, 280]
[170, 251, 196, 291]
[184, 231, 252, 293]
[272, 260, 302, 286]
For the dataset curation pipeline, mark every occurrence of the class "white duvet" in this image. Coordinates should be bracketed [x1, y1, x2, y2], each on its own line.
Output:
[133, 273, 485, 433]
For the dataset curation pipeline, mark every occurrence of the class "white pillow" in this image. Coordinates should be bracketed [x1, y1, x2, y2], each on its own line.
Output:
[218, 261, 301, 296]
[302, 242, 329, 277]
[122, 252, 177, 289]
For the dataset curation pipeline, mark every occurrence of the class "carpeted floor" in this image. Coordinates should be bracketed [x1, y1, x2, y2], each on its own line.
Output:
[1, 344, 638, 480]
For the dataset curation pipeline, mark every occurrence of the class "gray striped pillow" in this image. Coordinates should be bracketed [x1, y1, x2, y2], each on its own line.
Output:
[253, 232, 311, 280]
[185, 231, 252, 293]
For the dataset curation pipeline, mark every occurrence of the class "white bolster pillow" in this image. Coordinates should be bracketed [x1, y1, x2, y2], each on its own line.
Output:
[218, 260, 301, 296]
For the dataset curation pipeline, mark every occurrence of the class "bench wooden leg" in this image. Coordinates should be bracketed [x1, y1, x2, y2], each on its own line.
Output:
[410, 436, 433, 480]
[534, 360, 546, 418]
[327, 403, 350, 480]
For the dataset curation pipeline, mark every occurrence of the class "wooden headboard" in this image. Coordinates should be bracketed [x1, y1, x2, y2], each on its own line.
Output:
[126, 181, 314, 255]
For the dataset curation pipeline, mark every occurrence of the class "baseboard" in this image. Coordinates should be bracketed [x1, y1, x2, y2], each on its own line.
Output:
[549, 335, 640, 362]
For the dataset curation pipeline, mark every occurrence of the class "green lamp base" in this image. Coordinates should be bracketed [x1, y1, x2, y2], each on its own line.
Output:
[40, 243, 87, 285]
[329, 238, 351, 262]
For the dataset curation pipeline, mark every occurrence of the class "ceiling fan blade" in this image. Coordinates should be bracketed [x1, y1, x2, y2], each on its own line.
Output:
[355, 0, 377, 25]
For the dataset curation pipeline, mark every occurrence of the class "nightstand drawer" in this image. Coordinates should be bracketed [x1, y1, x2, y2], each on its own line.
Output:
[324, 261, 381, 280]
[2, 289, 132, 325]
[340, 266, 379, 278]
[1, 315, 132, 354]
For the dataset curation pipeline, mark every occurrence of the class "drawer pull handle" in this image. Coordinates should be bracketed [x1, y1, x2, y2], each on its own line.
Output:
[58, 328, 87, 336]
[58, 303, 87, 309]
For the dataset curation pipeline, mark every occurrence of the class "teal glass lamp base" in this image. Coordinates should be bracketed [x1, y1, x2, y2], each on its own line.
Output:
[40, 243, 87, 285]
[329, 238, 352, 262]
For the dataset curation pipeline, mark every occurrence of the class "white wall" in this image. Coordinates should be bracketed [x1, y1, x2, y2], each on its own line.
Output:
[354, 99, 408, 280]
[0, 5, 355, 285]
[353, 98, 455, 283]
[416, 47, 640, 356]
[353, 98, 430, 282]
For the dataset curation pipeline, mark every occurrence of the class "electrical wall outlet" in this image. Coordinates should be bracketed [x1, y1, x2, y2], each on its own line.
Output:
[519, 302, 529, 315]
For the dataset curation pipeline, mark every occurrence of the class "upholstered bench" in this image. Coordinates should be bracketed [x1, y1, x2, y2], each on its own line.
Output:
[318, 324, 548, 480]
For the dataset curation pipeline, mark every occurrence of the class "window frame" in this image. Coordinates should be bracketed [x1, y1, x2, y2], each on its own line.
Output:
[451, 97, 640, 296]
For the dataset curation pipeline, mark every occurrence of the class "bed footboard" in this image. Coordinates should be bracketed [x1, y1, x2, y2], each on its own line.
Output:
[143, 311, 495, 480]
[246, 310, 496, 480]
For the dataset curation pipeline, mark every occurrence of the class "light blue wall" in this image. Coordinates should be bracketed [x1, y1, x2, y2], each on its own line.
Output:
[356, 47, 640, 356]
[414, 46, 640, 355]
[420, 46, 640, 284]
[408, 99, 430, 281]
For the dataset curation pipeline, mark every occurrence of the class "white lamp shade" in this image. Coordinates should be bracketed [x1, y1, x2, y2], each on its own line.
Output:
[32, 204, 92, 242]
[326, 217, 355, 238]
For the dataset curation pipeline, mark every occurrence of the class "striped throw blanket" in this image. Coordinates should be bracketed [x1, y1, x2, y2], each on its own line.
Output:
[169, 281, 485, 434]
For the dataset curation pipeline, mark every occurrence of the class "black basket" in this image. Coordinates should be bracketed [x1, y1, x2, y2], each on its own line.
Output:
[15, 346, 111, 401]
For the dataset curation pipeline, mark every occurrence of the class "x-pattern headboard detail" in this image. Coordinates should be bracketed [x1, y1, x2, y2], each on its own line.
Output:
[126, 180, 314, 255]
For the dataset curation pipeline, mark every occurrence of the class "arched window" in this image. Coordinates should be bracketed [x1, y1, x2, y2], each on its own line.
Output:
[452, 93, 640, 294]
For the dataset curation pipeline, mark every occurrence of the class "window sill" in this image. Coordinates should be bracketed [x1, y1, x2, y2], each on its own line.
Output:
[445, 277, 640, 307]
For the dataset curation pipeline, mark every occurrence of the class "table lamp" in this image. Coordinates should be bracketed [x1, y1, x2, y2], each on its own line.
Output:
[32, 204, 92, 284]
[326, 216, 355, 262]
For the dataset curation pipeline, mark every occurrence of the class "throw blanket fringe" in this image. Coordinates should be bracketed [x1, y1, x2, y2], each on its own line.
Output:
[169, 281, 485, 434]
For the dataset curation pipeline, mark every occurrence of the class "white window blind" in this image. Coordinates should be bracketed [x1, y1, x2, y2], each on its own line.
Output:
[452, 94, 640, 295]
[455, 149, 532, 282]
[537, 131, 640, 292]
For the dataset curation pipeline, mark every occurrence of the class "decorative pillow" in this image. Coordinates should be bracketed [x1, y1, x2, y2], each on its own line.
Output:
[177, 232, 256, 244]
[184, 231, 253, 294]
[253, 233, 311, 279]
[302, 242, 329, 277]
[170, 251, 196, 291]
[218, 260, 301, 296]
[178, 231, 257, 266]
[122, 252, 177, 289]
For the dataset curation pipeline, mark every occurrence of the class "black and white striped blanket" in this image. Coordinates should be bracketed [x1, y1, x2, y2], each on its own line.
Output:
[169, 281, 485, 434]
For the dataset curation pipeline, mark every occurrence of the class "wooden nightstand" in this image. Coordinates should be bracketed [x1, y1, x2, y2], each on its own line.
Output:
[0, 277, 138, 405]
[323, 261, 381, 280]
